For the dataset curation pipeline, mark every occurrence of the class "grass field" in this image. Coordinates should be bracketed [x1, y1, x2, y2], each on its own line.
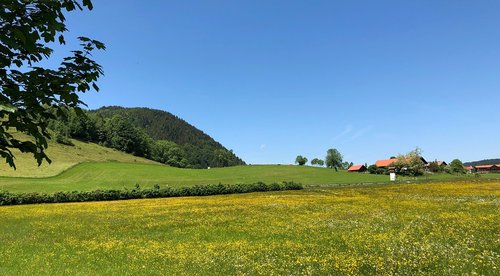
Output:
[0, 181, 498, 274]
[0, 134, 158, 178]
[0, 162, 485, 193]
[2, 135, 495, 194]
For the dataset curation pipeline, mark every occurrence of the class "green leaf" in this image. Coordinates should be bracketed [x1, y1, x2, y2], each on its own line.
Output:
[83, 0, 94, 10]
[58, 35, 66, 45]
[0, 105, 16, 113]
[92, 83, 100, 92]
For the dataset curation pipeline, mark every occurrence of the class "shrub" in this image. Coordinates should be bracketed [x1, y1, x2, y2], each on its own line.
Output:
[0, 182, 303, 206]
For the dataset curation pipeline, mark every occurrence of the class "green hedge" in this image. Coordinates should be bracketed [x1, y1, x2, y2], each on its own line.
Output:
[0, 182, 303, 206]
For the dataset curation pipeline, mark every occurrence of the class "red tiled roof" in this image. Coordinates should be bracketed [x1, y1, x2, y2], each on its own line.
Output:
[348, 165, 365, 171]
[475, 165, 494, 169]
[375, 159, 397, 167]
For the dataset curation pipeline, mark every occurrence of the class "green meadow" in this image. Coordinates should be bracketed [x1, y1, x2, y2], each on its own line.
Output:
[0, 134, 157, 178]
[0, 162, 380, 193]
[1, 161, 483, 194]
[2, 136, 493, 194]
[0, 181, 498, 274]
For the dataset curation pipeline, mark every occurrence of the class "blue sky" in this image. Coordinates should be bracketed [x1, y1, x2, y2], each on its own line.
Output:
[50, 0, 500, 165]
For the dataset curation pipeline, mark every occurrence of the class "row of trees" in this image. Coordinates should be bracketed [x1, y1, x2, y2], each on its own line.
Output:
[295, 148, 345, 171]
[49, 109, 241, 168]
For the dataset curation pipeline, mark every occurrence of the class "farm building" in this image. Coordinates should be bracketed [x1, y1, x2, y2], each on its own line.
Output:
[375, 158, 398, 168]
[465, 166, 475, 173]
[375, 157, 428, 168]
[347, 165, 367, 173]
[434, 161, 447, 166]
[425, 160, 447, 170]
[474, 164, 500, 173]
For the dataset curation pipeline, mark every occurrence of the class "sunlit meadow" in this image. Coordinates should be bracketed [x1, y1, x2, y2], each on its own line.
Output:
[0, 181, 498, 274]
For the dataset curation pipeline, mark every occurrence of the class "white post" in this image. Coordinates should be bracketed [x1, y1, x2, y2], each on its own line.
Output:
[390, 172, 396, 181]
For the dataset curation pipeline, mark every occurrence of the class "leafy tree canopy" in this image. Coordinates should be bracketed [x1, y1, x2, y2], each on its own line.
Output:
[448, 159, 466, 174]
[394, 147, 425, 176]
[295, 155, 307, 166]
[311, 158, 324, 166]
[325, 148, 342, 171]
[427, 160, 444, 173]
[0, 0, 104, 168]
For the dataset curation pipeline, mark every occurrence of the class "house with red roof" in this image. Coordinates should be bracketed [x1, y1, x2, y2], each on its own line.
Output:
[375, 158, 398, 168]
[475, 164, 500, 173]
[375, 157, 428, 168]
[464, 166, 475, 174]
[347, 164, 367, 173]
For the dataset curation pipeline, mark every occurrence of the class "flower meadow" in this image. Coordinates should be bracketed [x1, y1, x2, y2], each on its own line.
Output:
[0, 181, 498, 274]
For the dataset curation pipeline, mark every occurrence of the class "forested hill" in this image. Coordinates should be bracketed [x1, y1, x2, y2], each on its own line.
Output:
[463, 159, 500, 166]
[94, 106, 221, 149]
[91, 106, 246, 168]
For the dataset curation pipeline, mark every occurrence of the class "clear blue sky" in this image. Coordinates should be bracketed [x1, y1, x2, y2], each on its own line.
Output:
[50, 0, 500, 165]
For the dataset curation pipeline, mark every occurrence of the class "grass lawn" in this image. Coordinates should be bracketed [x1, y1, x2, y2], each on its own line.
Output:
[0, 181, 498, 274]
[0, 134, 158, 178]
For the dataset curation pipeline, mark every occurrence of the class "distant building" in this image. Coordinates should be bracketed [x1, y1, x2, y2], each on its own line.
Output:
[425, 160, 448, 170]
[475, 164, 500, 173]
[435, 161, 447, 166]
[347, 165, 367, 173]
[375, 158, 398, 168]
[464, 166, 475, 174]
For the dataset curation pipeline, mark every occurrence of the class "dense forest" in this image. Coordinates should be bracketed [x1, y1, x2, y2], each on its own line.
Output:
[463, 159, 500, 166]
[49, 107, 245, 168]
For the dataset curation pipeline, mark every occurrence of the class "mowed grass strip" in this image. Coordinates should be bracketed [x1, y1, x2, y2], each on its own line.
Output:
[0, 181, 498, 274]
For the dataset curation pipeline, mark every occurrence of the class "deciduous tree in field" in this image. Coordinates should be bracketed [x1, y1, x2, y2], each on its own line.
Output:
[325, 148, 342, 171]
[448, 159, 466, 174]
[0, 0, 104, 168]
[394, 147, 425, 176]
[295, 155, 308, 166]
[311, 158, 324, 166]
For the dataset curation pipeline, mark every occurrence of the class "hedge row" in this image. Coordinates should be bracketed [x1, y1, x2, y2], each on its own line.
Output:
[0, 182, 303, 206]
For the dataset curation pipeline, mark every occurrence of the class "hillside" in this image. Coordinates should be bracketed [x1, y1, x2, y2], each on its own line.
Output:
[92, 106, 245, 168]
[0, 133, 159, 178]
[94, 106, 222, 148]
[464, 159, 500, 166]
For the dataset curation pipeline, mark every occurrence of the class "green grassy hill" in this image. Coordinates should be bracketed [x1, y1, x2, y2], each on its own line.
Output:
[1, 160, 483, 194]
[0, 133, 159, 178]
[0, 163, 388, 193]
[1, 134, 491, 193]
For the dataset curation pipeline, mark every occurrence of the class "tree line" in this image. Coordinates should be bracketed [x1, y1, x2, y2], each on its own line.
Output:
[295, 148, 349, 171]
[49, 108, 245, 169]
